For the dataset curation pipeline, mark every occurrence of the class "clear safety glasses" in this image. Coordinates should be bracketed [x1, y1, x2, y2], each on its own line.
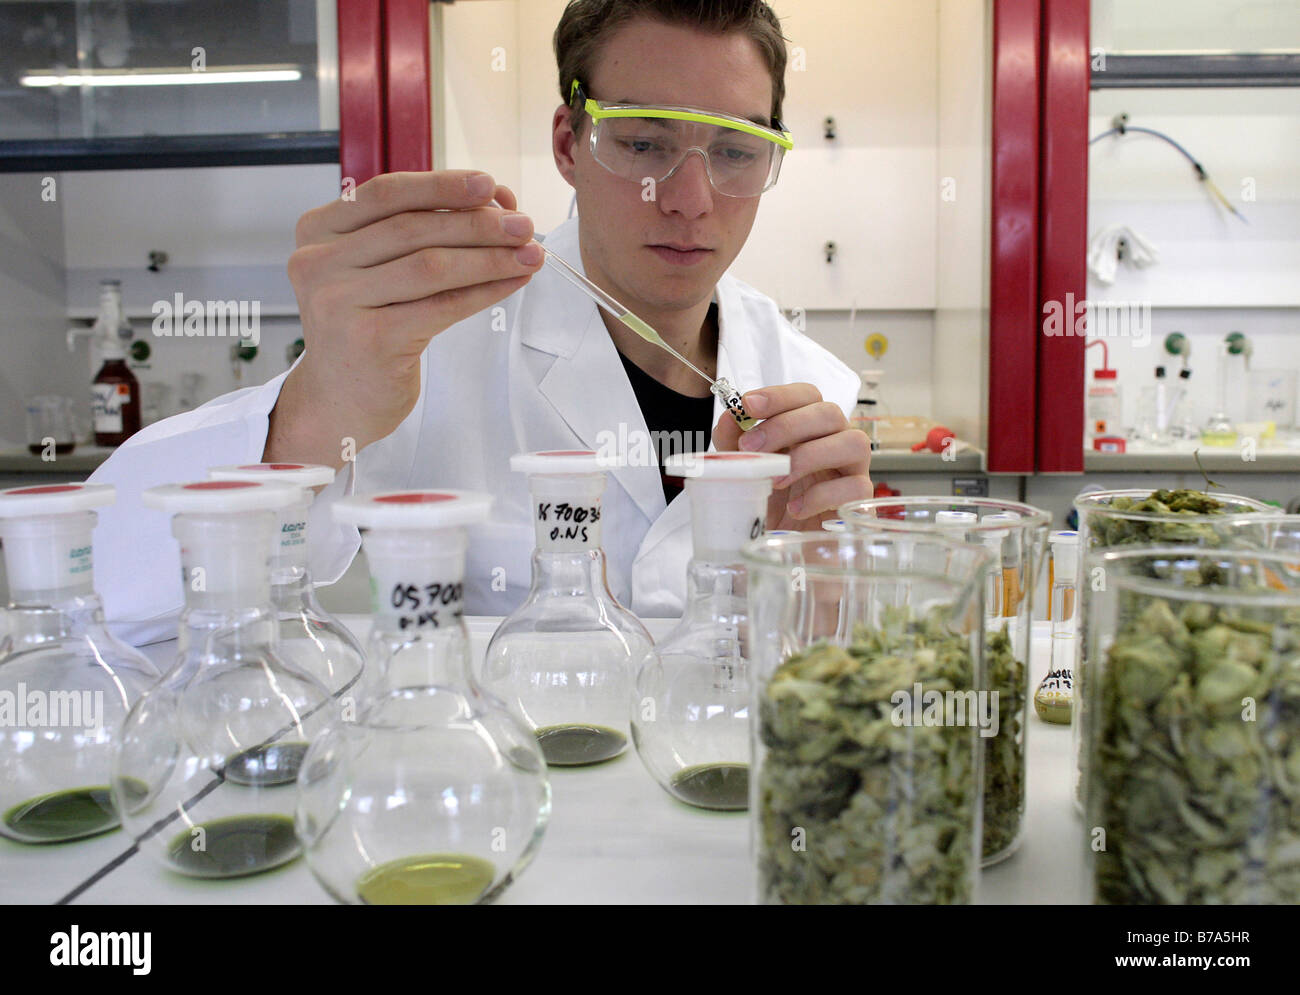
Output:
[571, 79, 793, 198]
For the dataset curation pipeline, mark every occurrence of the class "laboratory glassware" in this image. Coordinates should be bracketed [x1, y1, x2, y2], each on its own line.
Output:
[1034, 530, 1077, 724]
[744, 531, 991, 904]
[631, 451, 789, 811]
[839, 497, 1050, 866]
[208, 463, 365, 699]
[481, 451, 655, 766]
[0, 483, 158, 844]
[1070, 489, 1274, 813]
[1085, 368, 1121, 448]
[296, 490, 549, 904]
[24, 396, 77, 457]
[114, 479, 333, 878]
[1084, 545, 1300, 904]
[850, 369, 884, 451]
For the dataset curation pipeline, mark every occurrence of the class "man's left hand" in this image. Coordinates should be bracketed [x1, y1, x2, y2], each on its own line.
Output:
[712, 383, 872, 530]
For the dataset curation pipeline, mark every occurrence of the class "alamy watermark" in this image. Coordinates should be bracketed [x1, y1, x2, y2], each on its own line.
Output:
[595, 424, 711, 468]
[890, 683, 1000, 739]
[1042, 293, 1151, 348]
[151, 293, 261, 346]
[0, 684, 104, 729]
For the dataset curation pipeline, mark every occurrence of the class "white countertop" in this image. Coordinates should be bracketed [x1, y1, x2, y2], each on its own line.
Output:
[2, 617, 1088, 905]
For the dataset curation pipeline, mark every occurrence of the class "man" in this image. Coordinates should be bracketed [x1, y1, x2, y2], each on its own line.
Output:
[90, 0, 870, 645]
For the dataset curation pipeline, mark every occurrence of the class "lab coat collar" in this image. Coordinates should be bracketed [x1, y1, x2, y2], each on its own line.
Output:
[524, 218, 665, 525]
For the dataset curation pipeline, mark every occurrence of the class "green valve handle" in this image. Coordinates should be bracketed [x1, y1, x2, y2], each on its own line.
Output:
[1225, 331, 1248, 355]
[129, 339, 151, 363]
[1163, 332, 1188, 357]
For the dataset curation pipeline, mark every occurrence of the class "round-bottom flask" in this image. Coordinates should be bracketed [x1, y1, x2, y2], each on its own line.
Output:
[0, 484, 159, 844]
[114, 480, 334, 878]
[482, 451, 654, 766]
[208, 463, 365, 698]
[632, 452, 789, 810]
[296, 490, 550, 904]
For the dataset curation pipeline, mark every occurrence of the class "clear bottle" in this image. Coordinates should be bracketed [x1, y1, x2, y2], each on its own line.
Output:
[1035, 530, 1077, 724]
[481, 451, 655, 766]
[296, 489, 549, 904]
[0, 483, 158, 844]
[850, 369, 884, 451]
[114, 479, 333, 878]
[208, 463, 365, 698]
[631, 451, 790, 811]
[89, 280, 141, 447]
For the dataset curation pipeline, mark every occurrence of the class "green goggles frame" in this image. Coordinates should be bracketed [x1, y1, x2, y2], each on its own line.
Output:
[570, 79, 793, 152]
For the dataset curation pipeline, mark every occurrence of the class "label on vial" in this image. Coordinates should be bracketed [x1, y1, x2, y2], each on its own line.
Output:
[535, 499, 601, 551]
[66, 543, 93, 579]
[91, 382, 127, 433]
[382, 579, 464, 630]
[280, 518, 307, 549]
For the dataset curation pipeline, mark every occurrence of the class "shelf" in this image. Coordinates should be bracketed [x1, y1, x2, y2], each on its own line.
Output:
[1090, 53, 1300, 89]
[869, 449, 984, 473]
[1084, 447, 1300, 475]
[0, 447, 115, 475]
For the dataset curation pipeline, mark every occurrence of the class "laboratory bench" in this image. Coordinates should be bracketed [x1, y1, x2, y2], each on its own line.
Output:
[2, 616, 1089, 906]
[0, 446, 114, 477]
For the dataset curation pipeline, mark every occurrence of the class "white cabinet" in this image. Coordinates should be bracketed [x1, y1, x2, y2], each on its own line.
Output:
[729, 0, 939, 310]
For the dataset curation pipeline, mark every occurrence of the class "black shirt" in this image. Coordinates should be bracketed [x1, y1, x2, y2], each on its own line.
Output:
[616, 313, 716, 504]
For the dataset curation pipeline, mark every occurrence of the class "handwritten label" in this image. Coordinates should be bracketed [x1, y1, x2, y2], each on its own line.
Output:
[388, 580, 464, 630]
[536, 501, 601, 548]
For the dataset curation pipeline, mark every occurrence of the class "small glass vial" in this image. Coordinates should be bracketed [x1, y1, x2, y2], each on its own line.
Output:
[115, 479, 332, 878]
[0, 483, 158, 844]
[1036, 530, 1078, 724]
[296, 490, 549, 905]
[632, 451, 790, 811]
[482, 451, 655, 766]
[208, 463, 365, 698]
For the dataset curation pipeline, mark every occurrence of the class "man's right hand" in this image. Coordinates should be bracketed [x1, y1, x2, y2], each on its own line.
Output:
[265, 170, 543, 467]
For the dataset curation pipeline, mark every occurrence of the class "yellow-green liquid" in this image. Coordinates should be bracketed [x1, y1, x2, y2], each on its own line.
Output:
[1034, 691, 1072, 724]
[670, 762, 749, 811]
[737, 417, 758, 431]
[535, 724, 627, 766]
[620, 313, 664, 346]
[2, 786, 118, 843]
[167, 814, 300, 877]
[356, 854, 497, 905]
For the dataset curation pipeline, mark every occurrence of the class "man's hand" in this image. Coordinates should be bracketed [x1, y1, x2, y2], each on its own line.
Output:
[712, 383, 872, 529]
[265, 170, 544, 466]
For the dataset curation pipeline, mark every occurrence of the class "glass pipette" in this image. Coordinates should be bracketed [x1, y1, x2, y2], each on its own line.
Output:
[537, 243, 758, 431]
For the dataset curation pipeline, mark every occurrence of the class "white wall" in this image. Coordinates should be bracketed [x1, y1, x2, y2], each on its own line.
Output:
[0, 174, 77, 447]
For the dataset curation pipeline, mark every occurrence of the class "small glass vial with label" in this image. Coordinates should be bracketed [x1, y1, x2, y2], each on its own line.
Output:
[0, 483, 158, 844]
[208, 463, 365, 698]
[481, 451, 655, 766]
[296, 490, 549, 904]
[1036, 530, 1078, 724]
[632, 452, 789, 810]
[115, 479, 332, 878]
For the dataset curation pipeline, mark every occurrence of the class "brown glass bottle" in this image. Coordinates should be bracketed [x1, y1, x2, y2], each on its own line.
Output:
[92, 358, 141, 447]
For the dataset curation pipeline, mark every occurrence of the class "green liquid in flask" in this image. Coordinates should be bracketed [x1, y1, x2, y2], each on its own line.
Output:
[222, 742, 309, 787]
[167, 814, 300, 877]
[2, 786, 119, 843]
[669, 763, 749, 811]
[535, 724, 627, 766]
[357, 854, 497, 905]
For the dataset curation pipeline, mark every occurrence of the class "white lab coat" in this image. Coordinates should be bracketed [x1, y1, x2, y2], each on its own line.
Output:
[88, 217, 859, 645]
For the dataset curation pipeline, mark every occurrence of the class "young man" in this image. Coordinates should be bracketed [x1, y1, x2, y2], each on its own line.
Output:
[89, 0, 869, 645]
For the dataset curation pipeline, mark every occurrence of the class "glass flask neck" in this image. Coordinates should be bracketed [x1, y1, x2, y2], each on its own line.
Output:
[174, 512, 274, 613]
[269, 498, 311, 577]
[527, 547, 618, 599]
[0, 510, 98, 607]
[685, 478, 767, 563]
[680, 557, 747, 627]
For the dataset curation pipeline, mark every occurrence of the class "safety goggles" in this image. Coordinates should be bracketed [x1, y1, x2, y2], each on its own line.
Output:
[571, 79, 793, 198]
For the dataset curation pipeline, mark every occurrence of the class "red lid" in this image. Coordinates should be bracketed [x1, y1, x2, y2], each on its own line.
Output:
[183, 481, 259, 491]
[374, 492, 456, 504]
[1092, 369, 1117, 379]
[7, 484, 84, 495]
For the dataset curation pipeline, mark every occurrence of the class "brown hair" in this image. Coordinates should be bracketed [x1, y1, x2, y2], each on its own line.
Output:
[554, 0, 788, 136]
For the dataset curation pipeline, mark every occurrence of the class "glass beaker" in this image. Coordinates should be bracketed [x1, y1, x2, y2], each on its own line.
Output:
[838, 497, 1050, 866]
[296, 490, 550, 904]
[744, 531, 992, 904]
[25, 396, 77, 458]
[1084, 544, 1300, 904]
[1247, 368, 1297, 429]
[1070, 488, 1275, 813]
[631, 451, 789, 811]
[0, 483, 158, 843]
[114, 479, 333, 877]
[208, 463, 365, 699]
[481, 451, 655, 766]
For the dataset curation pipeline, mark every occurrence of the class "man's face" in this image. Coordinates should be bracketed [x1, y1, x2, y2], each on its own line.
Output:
[554, 18, 774, 314]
